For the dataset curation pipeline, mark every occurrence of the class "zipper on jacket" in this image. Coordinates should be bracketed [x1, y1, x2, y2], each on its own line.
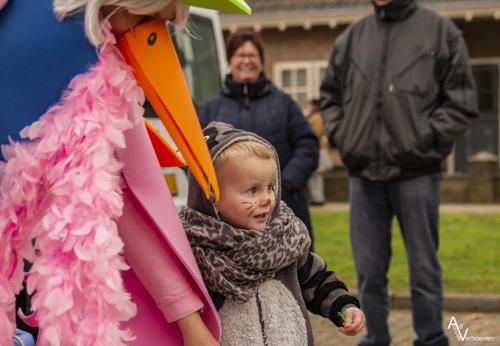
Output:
[379, 7, 385, 19]
[243, 84, 250, 106]
[375, 23, 391, 178]
[256, 292, 269, 346]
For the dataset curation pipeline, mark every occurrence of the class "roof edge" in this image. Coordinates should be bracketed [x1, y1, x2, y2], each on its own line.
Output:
[221, 3, 500, 31]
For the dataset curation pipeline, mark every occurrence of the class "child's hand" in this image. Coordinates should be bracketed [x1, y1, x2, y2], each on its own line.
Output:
[338, 307, 365, 336]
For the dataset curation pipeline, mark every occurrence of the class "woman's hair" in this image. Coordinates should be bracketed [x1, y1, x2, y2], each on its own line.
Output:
[53, 0, 189, 46]
[215, 140, 274, 169]
[225, 29, 265, 64]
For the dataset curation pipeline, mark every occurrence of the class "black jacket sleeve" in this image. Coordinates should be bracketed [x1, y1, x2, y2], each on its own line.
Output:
[298, 252, 360, 327]
[429, 22, 479, 152]
[319, 32, 350, 150]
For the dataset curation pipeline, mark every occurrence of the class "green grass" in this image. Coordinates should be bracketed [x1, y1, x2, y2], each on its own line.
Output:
[312, 211, 500, 294]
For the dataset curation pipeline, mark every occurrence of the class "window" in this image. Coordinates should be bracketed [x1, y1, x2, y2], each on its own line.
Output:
[273, 61, 328, 111]
[453, 61, 500, 173]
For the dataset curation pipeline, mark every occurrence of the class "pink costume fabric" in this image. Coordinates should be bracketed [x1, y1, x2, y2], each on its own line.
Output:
[117, 119, 221, 343]
[0, 19, 219, 346]
[118, 187, 203, 323]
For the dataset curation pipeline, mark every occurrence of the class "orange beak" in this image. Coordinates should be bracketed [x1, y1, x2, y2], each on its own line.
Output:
[117, 20, 219, 201]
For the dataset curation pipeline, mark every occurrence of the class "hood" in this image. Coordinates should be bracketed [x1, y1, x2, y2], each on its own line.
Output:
[372, 0, 417, 22]
[186, 122, 281, 220]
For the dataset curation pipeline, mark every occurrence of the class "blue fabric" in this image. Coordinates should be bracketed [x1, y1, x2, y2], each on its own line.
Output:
[0, 0, 97, 159]
[13, 329, 35, 346]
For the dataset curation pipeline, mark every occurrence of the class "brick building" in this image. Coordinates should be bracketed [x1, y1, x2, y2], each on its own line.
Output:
[220, 0, 500, 179]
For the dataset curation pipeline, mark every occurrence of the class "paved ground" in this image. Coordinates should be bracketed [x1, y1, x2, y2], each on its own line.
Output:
[311, 310, 500, 345]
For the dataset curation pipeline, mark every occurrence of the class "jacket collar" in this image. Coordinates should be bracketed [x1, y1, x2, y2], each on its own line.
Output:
[222, 73, 272, 102]
[372, 0, 417, 22]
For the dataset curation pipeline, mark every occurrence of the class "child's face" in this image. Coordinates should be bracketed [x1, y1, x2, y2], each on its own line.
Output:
[216, 155, 277, 230]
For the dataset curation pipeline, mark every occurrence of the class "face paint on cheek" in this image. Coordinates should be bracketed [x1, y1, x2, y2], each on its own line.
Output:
[241, 200, 257, 217]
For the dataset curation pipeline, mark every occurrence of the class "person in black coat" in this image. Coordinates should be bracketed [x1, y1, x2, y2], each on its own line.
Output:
[199, 30, 319, 244]
[321, 1, 478, 345]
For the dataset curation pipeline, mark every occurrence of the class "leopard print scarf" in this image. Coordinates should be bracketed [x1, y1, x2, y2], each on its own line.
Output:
[180, 203, 311, 303]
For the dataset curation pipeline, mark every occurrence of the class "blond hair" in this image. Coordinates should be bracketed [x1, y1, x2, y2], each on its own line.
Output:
[215, 140, 275, 169]
[53, 0, 189, 46]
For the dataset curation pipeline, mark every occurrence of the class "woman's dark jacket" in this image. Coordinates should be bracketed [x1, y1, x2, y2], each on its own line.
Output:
[320, 0, 479, 181]
[199, 74, 319, 232]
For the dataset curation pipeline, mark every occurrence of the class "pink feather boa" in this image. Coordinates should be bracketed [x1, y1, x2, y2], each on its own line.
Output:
[0, 27, 142, 345]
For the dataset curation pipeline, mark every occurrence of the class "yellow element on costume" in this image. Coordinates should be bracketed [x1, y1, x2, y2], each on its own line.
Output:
[179, 0, 251, 15]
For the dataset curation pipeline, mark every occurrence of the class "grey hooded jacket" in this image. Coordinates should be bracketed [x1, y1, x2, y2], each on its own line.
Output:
[320, 0, 479, 181]
[184, 122, 360, 345]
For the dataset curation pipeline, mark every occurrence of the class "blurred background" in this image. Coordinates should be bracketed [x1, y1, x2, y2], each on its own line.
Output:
[220, 0, 500, 204]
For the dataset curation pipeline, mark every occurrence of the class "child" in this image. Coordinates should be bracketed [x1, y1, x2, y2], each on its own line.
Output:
[180, 122, 365, 345]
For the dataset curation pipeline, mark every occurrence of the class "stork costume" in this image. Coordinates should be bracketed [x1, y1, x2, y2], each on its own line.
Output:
[0, 0, 250, 345]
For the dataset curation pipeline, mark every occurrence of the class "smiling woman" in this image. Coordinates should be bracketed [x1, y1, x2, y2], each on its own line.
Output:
[228, 41, 263, 83]
[199, 29, 320, 246]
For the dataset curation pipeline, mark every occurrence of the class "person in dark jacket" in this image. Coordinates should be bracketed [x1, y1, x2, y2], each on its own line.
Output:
[320, 1, 479, 346]
[199, 30, 319, 244]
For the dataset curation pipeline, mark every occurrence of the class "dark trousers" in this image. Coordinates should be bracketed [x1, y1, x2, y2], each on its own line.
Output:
[349, 174, 448, 346]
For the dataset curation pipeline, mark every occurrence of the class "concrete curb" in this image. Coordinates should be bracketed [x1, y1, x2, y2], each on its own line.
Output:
[310, 203, 500, 213]
[391, 293, 500, 312]
[350, 291, 500, 312]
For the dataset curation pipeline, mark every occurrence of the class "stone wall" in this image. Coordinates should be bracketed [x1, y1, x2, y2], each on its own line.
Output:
[323, 152, 500, 203]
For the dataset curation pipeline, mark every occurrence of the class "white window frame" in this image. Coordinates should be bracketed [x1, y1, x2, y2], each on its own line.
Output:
[273, 60, 328, 112]
[274, 59, 500, 174]
[447, 58, 500, 174]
